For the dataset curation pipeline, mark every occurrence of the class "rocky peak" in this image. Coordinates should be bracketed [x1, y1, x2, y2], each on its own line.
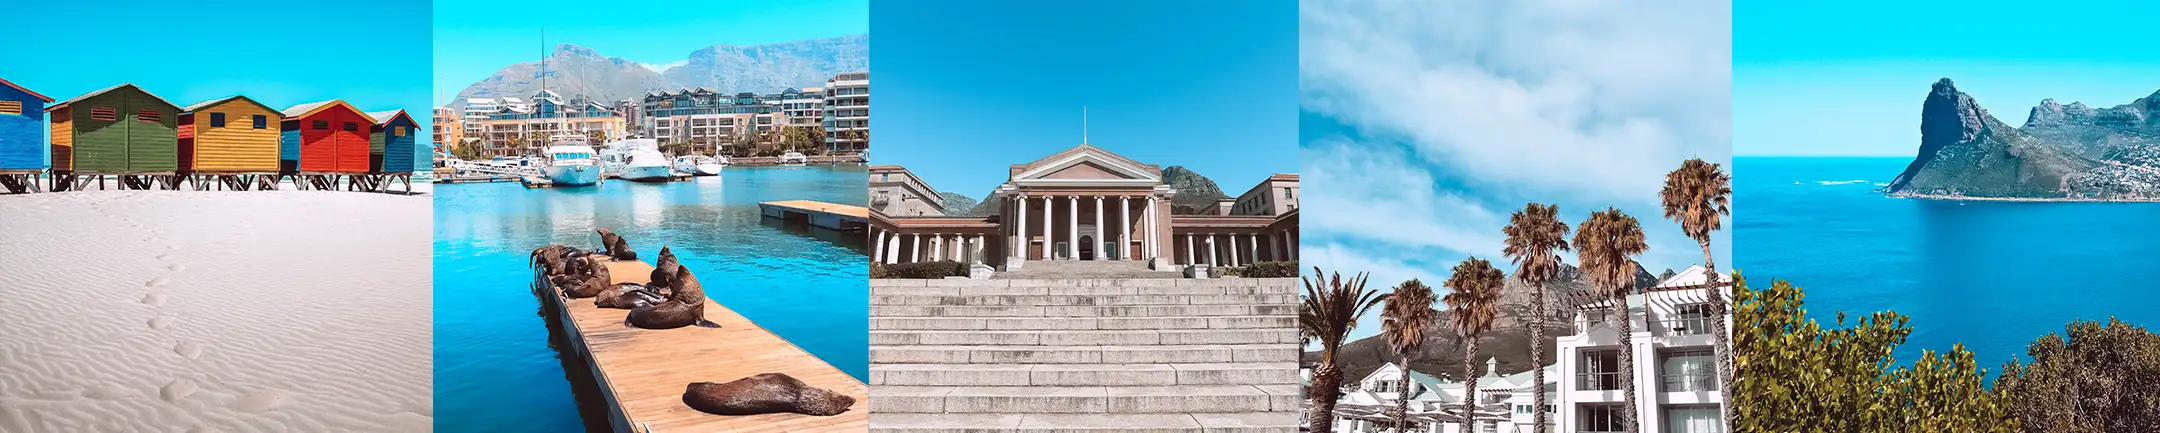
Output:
[1890, 79, 1990, 191]
[554, 43, 602, 58]
[2028, 98, 2099, 127]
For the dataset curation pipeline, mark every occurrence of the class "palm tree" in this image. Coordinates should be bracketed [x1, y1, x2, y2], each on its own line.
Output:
[1442, 258, 1505, 432]
[1302, 267, 1385, 433]
[1502, 203, 1569, 433]
[1380, 279, 1437, 432]
[1660, 158, 1732, 428]
[1574, 208, 1649, 433]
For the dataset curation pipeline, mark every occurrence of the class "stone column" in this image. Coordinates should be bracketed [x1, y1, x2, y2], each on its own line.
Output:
[1014, 196, 1028, 260]
[1184, 233, 1194, 265]
[1118, 196, 1131, 261]
[971, 235, 985, 265]
[930, 234, 943, 262]
[1041, 196, 1054, 260]
[1206, 234, 1217, 266]
[1229, 234, 1241, 267]
[1147, 196, 1159, 260]
[1270, 233, 1281, 262]
[1067, 195, 1079, 260]
[908, 233, 919, 263]
[1249, 233, 1260, 264]
[887, 237, 899, 264]
[1092, 196, 1104, 261]
[872, 231, 886, 263]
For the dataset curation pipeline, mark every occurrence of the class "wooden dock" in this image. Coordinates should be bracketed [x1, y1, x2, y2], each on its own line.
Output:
[541, 259, 868, 432]
[759, 200, 869, 231]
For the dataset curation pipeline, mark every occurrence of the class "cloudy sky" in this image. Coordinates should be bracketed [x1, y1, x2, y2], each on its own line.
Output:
[1298, 0, 1733, 341]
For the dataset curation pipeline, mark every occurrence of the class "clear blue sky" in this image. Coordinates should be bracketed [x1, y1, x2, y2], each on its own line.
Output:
[1736, 0, 2160, 156]
[870, 0, 1297, 200]
[432, 0, 869, 104]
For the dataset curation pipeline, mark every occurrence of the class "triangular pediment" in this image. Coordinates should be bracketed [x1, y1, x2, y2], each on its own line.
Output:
[1012, 144, 1158, 182]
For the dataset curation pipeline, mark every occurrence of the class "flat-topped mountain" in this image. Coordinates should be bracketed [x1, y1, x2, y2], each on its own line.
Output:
[1885, 79, 2160, 200]
[451, 35, 868, 108]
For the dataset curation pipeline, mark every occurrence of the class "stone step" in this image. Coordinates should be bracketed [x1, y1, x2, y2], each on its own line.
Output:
[871, 329, 1298, 346]
[871, 315, 1295, 331]
[872, 283, 1295, 297]
[870, 412, 1296, 432]
[870, 344, 1298, 364]
[870, 293, 1296, 307]
[871, 363, 1300, 387]
[871, 385, 1302, 414]
[872, 304, 1296, 318]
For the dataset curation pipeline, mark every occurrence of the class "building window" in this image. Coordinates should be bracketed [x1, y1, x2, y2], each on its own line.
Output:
[395, 126, 407, 136]
[1664, 405, 1723, 433]
[344, 122, 358, 132]
[0, 100, 20, 115]
[137, 110, 160, 122]
[313, 120, 329, 130]
[1580, 404, 1626, 433]
[1660, 348, 1717, 392]
[253, 115, 267, 129]
[210, 112, 226, 127]
[1578, 349, 1622, 391]
[1283, 187, 1294, 200]
[1663, 303, 1714, 335]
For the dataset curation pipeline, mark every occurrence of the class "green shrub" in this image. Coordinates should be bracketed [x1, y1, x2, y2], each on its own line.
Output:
[869, 262, 888, 279]
[1240, 260, 1299, 278]
[878, 260, 966, 279]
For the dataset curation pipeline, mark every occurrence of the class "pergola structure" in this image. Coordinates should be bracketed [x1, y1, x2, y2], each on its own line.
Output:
[867, 144, 1298, 272]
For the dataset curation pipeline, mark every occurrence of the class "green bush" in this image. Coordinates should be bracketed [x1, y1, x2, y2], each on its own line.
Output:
[1240, 261, 1299, 278]
[869, 262, 888, 279]
[877, 261, 966, 279]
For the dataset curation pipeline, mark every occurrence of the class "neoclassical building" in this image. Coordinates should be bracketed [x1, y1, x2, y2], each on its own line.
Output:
[868, 144, 1297, 273]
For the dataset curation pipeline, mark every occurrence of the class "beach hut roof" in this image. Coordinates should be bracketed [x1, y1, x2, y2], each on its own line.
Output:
[181, 95, 278, 114]
[281, 100, 379, 123]
[47, 83, 179, 112]
[0, 77, 54, 102]
[366, 110, 411, 125]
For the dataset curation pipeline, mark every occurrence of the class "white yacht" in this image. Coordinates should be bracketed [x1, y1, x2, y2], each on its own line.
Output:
[673, 155, 725, 176]
[608, 139, 676, 182]
[778, 151, 809, 166]
[540, 135, 600, 187]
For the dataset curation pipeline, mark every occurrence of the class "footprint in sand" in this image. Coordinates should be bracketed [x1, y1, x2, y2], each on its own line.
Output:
[148, 316, 172, 330]
[159, 379, 198, 402]
[233, 390, 289, 412]
[85, 384, 136, 400]
[155, 253, 172, 261]
[174, 341, 204, 360]
[141, 293, 164, 306]
[166, 264, 186, 272]
[146, 277, 169, 287]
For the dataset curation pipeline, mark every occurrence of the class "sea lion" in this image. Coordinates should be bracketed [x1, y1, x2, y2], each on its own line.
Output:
[560, 258, 612, 299]
[597, 228, 638, 261]
[683, 373, 855, 416]
[532, 245, 581, 277]
[628, 266, 717, 329]
[649, 246, 679, 290]
[596, 283, 666, 309]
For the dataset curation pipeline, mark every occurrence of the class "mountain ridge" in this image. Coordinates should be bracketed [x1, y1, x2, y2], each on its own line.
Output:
[1885, 78, 2160, 200]
[451, 35, 868, 110]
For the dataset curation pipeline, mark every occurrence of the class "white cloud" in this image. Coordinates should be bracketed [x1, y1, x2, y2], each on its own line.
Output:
[639, 60, 688, 73]
[1298, 0, 1731, 204]
[1300, 141, 1506, 257]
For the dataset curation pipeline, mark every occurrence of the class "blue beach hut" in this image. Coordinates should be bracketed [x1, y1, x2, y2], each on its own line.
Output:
[0, 77, 55, 171]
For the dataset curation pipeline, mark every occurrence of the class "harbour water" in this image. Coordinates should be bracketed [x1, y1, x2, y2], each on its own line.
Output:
[1735, 157, 2160, 371]
[432, 165, 868, 431]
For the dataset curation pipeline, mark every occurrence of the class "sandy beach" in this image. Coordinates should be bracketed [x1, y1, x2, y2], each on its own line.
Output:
[0, 190, 431, 432]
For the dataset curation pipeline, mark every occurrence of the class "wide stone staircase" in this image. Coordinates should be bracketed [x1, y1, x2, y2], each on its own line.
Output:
[869, 278, 1303, 432]
[997, 259, 1186, 279]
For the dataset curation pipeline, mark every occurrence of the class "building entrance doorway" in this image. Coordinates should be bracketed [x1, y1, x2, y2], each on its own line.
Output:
[1078, 235, 1095, 260]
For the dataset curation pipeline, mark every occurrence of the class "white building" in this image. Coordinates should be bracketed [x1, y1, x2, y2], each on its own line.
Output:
[1319, 265, 1727, 433]
[1556, 265, 1726, 433]
[823, 71, 868, 153]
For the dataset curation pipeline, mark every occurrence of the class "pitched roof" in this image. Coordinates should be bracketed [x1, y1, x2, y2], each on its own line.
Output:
[1652, 265, 1722, 291]
[280, 100, 377, 123]
[182, 95, 277, 114]
[366, 110, 411, 125]
[47, 83, 179, 111]
[0, 77, 53, 102]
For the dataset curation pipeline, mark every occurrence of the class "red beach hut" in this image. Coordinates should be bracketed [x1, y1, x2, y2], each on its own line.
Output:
[278, 100, 376, 173]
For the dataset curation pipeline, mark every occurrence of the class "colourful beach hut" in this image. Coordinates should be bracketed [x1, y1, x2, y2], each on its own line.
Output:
[278, 101, 375, 174]
[366, 110, 418, 174]
[0, 77, 54, 171]
[46, 83, 181, 173]
[178, 95, 281, 174]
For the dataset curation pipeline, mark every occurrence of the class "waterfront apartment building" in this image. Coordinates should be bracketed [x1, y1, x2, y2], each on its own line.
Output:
[616, 99, 642, 135]
[471, 90, 625, 156]
[639, 88, 778, 153]
[869, 165, 945, 217]
[783, 87, 826, 130]
[460, 97, 502, 139]
[824, 72, 868, 153]
[431, 106, 462, 149]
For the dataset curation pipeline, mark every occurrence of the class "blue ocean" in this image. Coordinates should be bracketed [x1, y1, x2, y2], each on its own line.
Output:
[431, 166, 869, 431]
[1734, 157, 2160, 372]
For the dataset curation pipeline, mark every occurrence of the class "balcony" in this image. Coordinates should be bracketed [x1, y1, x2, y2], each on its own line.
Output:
[1653, 316, 1714, 336]
[1661, 370, 1716, 393]
[1575, 371, 1622, 391]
